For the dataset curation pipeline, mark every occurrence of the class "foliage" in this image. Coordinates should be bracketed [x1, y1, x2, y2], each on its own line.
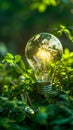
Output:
[53, 25, 73, 42]
[0, 49, 73, 130]
[30, 0, 72, 12]
[0, 0, 73, 54]
[0, 1, 73, 129]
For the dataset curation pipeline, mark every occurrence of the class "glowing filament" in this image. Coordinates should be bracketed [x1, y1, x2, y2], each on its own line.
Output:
[35, 48, 51, 71]
[36, 48, 51, 62]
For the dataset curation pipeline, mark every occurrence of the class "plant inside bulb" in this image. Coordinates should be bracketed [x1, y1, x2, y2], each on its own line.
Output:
[25, 33, 63, 94]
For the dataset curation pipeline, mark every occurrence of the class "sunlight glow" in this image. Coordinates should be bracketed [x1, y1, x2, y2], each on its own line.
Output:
[35, 48, 51, 62]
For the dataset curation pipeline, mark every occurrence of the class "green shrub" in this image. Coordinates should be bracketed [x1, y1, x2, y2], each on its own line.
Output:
[0, 49, 73, 130]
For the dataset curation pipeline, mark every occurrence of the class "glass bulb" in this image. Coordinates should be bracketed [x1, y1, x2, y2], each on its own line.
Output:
[25, 33, 63, 94]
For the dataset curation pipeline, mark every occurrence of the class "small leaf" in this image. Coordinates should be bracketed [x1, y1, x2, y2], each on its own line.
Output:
[38, 4, 46, 12]
[5, 53, 14, 59]
[15, 55, 21, 63]
[2, 53, 14, 64]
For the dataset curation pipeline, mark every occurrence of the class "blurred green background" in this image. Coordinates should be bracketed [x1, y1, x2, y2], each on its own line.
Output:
[0, 0, 73, 58]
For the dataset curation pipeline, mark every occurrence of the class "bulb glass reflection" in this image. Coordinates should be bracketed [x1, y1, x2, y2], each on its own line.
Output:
[25, 33, 63, 94]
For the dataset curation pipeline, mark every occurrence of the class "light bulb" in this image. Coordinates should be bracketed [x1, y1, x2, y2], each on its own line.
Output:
[25, 33, 63, 95]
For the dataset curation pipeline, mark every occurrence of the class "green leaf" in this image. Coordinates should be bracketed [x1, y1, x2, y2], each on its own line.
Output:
[14, 55, 21, 63]
[38, 4, 46, 12]
[35, 111, 47, 125]
[52, 117, 73, 125]
[2, 53, 14, 64]
[16, 113, 25, 123]
[35, 107, 48, 125]
[5, 53, 14, 59]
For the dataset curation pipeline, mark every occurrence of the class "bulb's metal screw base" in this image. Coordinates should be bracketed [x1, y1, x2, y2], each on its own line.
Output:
[37, 81, 52, 95]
